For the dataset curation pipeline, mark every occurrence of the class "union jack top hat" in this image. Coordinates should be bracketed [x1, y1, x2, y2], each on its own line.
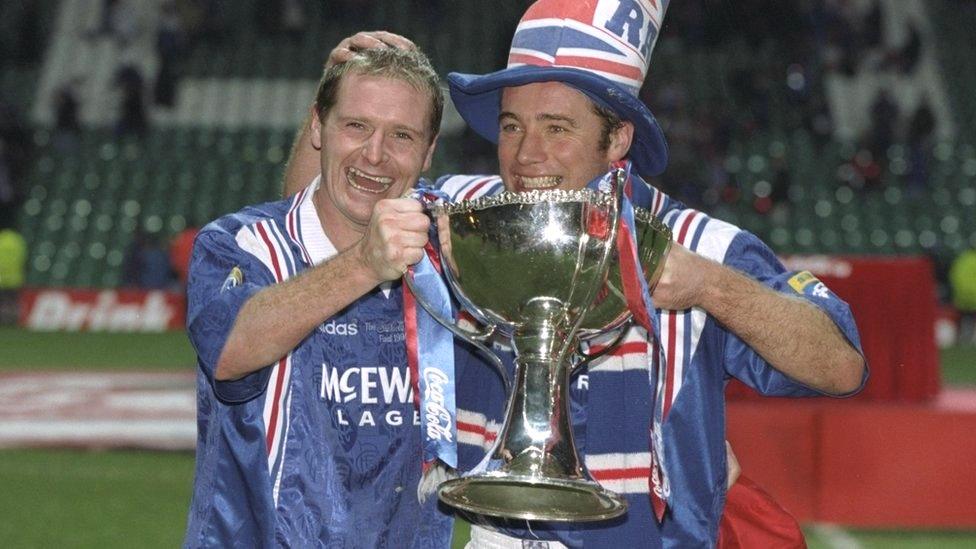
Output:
[448, 0, 670, 176]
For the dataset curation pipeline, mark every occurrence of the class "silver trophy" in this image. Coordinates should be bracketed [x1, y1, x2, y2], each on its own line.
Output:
[407, 171, 671, 522]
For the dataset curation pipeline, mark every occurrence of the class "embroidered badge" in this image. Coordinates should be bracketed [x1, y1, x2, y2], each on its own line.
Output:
[788, 271, 817, 293]
[221, 266, 243, 292]
[788, 270, 830, 299]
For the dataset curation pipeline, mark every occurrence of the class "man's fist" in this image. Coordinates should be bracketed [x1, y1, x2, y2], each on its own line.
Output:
[650, 242, 711, 310]
[357, 198, 429, 282]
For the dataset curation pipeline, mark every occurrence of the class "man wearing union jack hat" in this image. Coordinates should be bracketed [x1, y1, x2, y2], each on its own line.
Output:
[282, 1, 866, 546]
[436, 1, 865, 547]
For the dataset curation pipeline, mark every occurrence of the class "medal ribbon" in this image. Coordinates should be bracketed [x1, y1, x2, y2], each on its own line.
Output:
[590, 161, 670, 520]
[403, 187, 458, 469]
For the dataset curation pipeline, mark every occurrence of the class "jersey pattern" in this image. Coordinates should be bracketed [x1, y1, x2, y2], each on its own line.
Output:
[437, 173, 865, 548]
[183, 180, 454, 548]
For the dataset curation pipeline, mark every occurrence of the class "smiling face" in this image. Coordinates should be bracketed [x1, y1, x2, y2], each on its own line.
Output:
[310, 71, 436, 247]
[497, 81, 633, 193]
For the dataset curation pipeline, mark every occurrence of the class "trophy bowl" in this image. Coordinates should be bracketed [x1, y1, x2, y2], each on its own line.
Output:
[434, 189, 618, 336]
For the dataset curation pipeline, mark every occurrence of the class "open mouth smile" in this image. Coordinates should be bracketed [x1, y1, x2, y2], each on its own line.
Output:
[347, 167, 394, 194]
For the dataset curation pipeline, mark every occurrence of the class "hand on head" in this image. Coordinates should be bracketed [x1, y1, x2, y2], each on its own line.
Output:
[326, 31, 416, 69]
[356, 197, 430, 282]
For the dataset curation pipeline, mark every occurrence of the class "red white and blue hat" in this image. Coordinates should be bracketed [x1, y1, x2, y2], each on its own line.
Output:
[448, 0, 670, 176]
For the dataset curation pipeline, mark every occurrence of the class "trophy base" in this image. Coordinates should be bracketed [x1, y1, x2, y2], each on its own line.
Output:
[438, 474, 628, 522]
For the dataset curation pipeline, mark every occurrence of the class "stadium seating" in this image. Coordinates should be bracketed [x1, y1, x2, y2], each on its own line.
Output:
[8, 0, 976, 289]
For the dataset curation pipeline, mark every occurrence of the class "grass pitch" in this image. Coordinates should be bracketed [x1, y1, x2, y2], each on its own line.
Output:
[0, 449, 195, 548]
[1, 329, 974, 546]
[940, 344, 976, 385]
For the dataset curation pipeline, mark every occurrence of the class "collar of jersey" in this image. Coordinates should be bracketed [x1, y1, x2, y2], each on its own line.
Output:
[295, 175, 338, 265]
[296, 175, 393, 297]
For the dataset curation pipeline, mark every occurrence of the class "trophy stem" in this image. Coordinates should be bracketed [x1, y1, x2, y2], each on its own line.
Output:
[437, 330, 628, 521]
[498, 354, 579, 478]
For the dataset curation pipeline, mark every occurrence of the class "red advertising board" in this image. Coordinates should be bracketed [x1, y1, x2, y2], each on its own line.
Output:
[19, 289, 186, 332]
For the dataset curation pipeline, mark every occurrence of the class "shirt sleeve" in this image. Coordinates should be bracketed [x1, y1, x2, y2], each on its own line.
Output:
[433, 174, 504, 201]
[186, 225, 277, 403]
[720, 230, 868, 397]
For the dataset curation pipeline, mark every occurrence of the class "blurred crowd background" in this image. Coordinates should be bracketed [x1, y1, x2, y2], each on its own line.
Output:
[1, 2, 975, 546]
[0, 0, 974, 340]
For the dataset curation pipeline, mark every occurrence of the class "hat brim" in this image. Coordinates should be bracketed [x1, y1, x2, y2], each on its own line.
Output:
[448, 65, 668, 177]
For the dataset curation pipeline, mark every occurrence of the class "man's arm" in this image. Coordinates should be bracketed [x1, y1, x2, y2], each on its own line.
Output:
[215, 198, 429, 381]
[281, 31, 416, 197]
[281, 112, 318, 197]
[652, 243, 865, 395]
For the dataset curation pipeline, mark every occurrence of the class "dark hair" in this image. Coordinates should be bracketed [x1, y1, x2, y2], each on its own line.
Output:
[591, 102, 625, 152]
[313, 48, 444, 143]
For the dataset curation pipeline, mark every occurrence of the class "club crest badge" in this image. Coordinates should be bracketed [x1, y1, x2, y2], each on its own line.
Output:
[221, 266, 244, 292]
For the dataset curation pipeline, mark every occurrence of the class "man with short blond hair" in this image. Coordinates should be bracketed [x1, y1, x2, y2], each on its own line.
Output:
[184, 46, 462, 547]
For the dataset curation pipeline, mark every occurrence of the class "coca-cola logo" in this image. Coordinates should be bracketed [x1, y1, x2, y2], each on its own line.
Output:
[422, 367, 453, 442]
[21, 289, 183, 332]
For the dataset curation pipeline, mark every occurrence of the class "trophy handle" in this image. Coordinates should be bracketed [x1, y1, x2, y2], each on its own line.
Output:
[573, 321, 631, 373]
[402, 214, 513, 392]
[553, 169, 626, 366]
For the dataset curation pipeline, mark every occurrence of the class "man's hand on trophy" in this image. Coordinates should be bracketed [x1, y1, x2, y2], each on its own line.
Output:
[650, 242, 712, 310]
[357, 198, 430, 282]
